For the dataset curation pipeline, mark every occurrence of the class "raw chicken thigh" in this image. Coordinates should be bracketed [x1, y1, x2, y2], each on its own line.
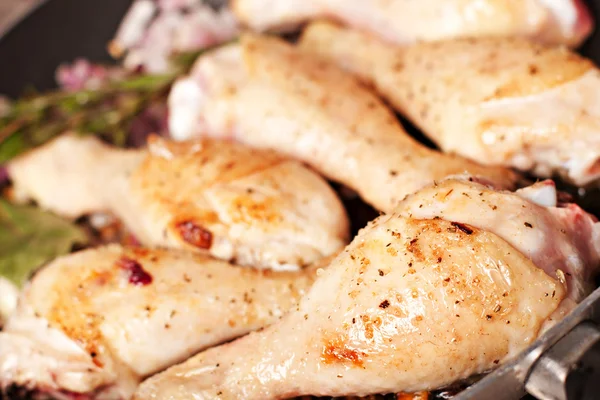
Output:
[7, 134, 349, 270]
[0, 245, 322, 399]
[231, 0, 593, 47]
[134, 178, 600, 399]
[300, 22, 600, 186]
[168, 33, 517, 212]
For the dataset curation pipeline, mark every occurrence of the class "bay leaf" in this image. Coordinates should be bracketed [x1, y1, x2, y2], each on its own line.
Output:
[0, 199, 87, 286]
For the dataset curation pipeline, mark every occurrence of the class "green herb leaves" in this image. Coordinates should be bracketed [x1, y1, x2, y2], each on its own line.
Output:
[0, 199, 87, 286]
[0, 73, 174, 164]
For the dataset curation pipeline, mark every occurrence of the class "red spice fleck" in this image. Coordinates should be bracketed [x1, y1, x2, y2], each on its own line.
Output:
[397, 393, 429, 400]
[89, 350, 103, 368]
[174, 220, 212, 249]
[117, 256, 153, 286]
[124, 234, 142, 247]
[322, 336, 366, 367]
[451, 222, 473, 235]
[132, 247, 150, 257]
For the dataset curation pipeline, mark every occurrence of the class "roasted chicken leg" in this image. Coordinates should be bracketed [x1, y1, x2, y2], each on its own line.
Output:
[300, 22, 600, 186]
[134, 178, 600, 399]
[0, 245, 323, 399]
[231, 0, 593, 47]
[7, 134, 349, 270]
[168, 33, 517, 212]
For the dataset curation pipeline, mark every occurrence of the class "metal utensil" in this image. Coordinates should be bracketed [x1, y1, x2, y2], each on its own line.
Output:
[456, 287, 600, 400]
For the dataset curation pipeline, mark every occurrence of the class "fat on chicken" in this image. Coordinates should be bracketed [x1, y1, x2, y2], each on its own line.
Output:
[168, 33, 517, 213]
[0, 245, 324, 399]
[7, 134, 349, 270]
[231, 0, 593, 47]
[134, 178, 600, 399]
[300, 22, 600, 187]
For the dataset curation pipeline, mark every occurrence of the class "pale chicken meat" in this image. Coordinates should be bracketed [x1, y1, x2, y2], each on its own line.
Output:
[0, 245, 322, 399]
[168, 33, 517, 213]
[7, 134, 349, 270]
[300, 22, 600, 186]
[134, 178, 600, 399]
[231, 0, 593, 47]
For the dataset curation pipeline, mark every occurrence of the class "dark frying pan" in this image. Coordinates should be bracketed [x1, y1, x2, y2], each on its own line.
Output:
[3, 2, 600, 400]
[0, 0, 133, 97]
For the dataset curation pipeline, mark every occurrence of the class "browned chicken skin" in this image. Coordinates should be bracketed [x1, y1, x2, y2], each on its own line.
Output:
[168, 34, 518, 212]
[299, 22, 600, 186]
[7, 134, 349, 270]
[134, 178, 600, 399]
[0, 246, 327, 399]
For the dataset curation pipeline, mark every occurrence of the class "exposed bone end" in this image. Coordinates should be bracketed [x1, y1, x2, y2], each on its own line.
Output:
[168, 44, 245, 142]
[516, 180, 557, 208]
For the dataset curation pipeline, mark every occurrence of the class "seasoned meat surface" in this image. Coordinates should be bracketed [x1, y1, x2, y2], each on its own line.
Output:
[168, 34, 517, 212]
[134, 178, 600, 399]
[300, 22, 600, 186]
[7, 134, 349, 270]
[0, 245, 322, 399]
